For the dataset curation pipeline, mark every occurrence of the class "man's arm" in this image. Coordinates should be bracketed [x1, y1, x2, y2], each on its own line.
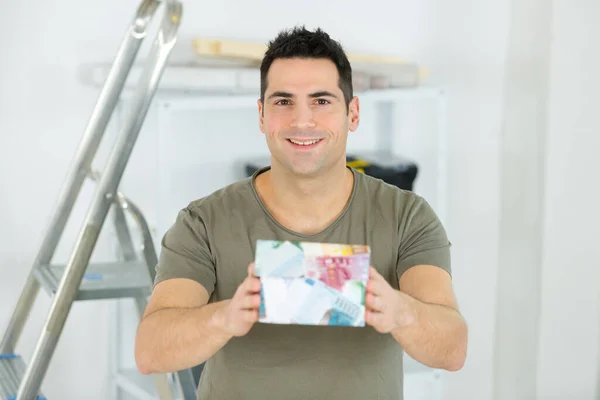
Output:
[134, 278, 228, 374]
[393, 265, 467, 371]
[365, 265, 467, 371]
[135, 264, 261, 375]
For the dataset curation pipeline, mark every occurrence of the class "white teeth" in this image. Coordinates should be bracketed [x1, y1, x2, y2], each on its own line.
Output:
[289, 139, 321, 146]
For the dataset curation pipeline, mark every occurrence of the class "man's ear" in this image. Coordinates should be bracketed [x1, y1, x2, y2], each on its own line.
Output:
[348, 96, 360, 132]
[257, 99, 265, 134]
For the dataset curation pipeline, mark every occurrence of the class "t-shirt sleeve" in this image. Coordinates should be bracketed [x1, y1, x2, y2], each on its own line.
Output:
[154, 206, 216, 295]
[396, 195, 452, 281]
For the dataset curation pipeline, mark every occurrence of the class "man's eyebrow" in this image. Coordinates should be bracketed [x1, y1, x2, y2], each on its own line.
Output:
[267, 91, 293, 99]
[266, 90, 339, 100]
[309, 91, 338, 99]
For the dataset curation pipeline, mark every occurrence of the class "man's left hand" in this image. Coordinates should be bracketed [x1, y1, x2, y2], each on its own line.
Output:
[365, 267, 416, 333]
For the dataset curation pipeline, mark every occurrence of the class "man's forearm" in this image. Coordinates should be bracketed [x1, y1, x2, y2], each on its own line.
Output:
[391, 292, 468, 371]
[135, 300, 233, 374]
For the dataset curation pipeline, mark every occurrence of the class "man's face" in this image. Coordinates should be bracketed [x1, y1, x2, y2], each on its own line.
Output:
[258, 58, 360, 177]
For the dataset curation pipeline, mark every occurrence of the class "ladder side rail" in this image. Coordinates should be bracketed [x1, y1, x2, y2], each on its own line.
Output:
[112, 200, 139, 263]
[116, 194, 158, 281]
[15, 2, 182, 398]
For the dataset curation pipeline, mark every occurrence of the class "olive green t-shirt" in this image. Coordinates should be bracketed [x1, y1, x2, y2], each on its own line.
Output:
[155, 166, 451, 400]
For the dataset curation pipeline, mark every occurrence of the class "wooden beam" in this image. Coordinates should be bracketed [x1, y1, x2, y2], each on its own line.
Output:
[191, 38, 429, 84]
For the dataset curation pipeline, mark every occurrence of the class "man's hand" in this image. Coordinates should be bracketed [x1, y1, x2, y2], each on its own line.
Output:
[365, 267, 415, 333]
[217, 263, 261, 337]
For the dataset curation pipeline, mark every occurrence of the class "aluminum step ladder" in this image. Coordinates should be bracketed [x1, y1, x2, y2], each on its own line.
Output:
[0, 1, 197, 399]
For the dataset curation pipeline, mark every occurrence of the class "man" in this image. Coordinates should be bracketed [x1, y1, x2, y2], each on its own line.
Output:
[134, 26, 467, 399]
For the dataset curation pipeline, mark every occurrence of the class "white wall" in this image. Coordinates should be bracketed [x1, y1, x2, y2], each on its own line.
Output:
[493, 0, 552, 398]
[0, 1, 598, 399]
[494, 1, 600, 399]
[537, 1, 600, 399]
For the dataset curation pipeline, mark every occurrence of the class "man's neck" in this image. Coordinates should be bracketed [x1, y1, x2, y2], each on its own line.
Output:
[255, 161, 354, 235]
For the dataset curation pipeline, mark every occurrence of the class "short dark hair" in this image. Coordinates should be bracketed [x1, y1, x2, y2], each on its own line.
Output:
[260, 26, 353, 110]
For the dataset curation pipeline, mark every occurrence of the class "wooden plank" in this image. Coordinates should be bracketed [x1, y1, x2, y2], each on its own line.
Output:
[191, 37, 429, 86]
[192, 38, 414, 64]
[192, 38, 265, 64]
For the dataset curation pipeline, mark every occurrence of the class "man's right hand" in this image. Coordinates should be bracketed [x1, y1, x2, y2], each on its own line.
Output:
[217, 262, 261, 337]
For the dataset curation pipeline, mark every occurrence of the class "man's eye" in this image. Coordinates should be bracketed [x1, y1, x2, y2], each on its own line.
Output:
[275, 99, 290, 105]
[316, 99, 330, 105]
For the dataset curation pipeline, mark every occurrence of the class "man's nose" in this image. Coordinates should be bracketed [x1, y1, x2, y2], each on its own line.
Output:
[291, 104, 316, 129]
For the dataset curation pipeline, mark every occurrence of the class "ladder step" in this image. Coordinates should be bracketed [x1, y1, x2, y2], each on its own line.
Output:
[0, 354, 46, 400]
[33, 261, 153, 301]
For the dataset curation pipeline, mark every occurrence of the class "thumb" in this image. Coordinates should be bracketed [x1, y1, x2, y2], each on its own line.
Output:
[369, 266, 379, 279]
[248, 262, 256, 277]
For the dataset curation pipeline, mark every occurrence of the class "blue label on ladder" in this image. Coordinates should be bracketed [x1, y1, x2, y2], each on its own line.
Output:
[83, 273, 103, 280]
[7, 396, 47, 400]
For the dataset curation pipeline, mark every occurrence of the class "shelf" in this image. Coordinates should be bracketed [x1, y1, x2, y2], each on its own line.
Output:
[83, 64, 443, 101]
[85, 64, 261, 95]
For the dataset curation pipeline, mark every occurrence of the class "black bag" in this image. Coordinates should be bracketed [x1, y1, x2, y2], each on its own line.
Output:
[345, 155, 418, 191]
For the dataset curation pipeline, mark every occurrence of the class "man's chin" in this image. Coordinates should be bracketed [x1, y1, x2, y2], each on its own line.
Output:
[271, 156, 338, 178]
[285, 163, 325, 178]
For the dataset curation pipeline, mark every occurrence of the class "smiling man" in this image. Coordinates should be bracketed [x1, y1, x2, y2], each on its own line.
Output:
[134, 26, 468, 400]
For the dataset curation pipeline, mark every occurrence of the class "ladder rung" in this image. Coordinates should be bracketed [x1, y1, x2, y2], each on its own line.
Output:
[33, 261, 153, 301]
[0, 354, 46, 400]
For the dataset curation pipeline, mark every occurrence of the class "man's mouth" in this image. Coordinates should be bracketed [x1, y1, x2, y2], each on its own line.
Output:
[287, 138, 323, 146]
